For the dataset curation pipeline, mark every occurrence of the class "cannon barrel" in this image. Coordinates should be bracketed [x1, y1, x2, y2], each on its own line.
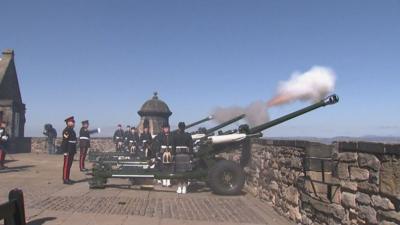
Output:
[206, 114, 245, 135]
[191, 114, 246, 140]
[208, 132, 263, 145]
[248, 94, 339, 134]
[173, 116, 213, 132]
[185, 116, 213, 130]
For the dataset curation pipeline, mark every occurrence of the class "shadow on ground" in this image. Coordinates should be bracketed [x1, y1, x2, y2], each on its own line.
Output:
[71, 178, 90, 184]
[27, 217, 56, 225]
[0, 165, 35, 174]
[98, 181, 240, 195]
[4, 159, 18, 163]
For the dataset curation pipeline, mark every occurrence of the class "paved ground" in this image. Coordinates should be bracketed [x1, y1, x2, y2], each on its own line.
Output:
[0, 153, 294, 225]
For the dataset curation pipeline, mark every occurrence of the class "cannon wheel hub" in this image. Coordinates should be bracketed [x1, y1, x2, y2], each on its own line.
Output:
[208, 160, 245, 195]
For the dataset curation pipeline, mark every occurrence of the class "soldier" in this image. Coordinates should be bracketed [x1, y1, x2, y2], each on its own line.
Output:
[43, 124, 57, 154]
[79, 120, 90, 172]
[153, 122, 173, 187]
[61, 116, 77, 184]
[139, 120, 153, 158]
[124, 125, 131, 150]
[172, 122, 193, 194]
[113, 124, 124, 152]
[132, 127, 140, 143]
[0, 121, 9, 169]
[126, 126, 140, 153]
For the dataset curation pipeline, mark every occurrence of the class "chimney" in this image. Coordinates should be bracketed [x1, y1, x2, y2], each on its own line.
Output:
[2, 49, 14, 59]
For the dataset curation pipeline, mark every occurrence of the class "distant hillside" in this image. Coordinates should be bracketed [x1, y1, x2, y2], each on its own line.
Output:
[267, 136, 400, 144]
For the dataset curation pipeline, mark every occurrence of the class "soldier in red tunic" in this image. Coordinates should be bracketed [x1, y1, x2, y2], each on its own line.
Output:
[0, 121, 9, 169]
[61, 116, 77, 184]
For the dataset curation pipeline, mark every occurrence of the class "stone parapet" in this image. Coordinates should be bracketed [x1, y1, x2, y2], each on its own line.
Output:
[245, 139, 400, 225]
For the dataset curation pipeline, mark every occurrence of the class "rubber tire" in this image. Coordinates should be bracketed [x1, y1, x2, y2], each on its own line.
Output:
[89, 179, 106, 189]
[208, 160, 245, 195]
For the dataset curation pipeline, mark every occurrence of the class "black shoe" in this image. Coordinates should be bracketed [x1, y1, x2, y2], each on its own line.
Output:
[63, 180, 73, 185]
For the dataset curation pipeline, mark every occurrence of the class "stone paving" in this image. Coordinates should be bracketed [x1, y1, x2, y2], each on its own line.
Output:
[0, 153, 294, 225]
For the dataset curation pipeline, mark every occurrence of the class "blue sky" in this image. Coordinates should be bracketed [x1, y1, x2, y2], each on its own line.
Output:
[1, 0, 399, 137]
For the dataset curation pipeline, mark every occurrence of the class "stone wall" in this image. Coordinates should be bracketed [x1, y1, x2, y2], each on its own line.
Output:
[245, 139, 400, 225]
[30, 137, 115, 153]
[0, 49, 27, 138]
[13, 137, 400, 224]
[331, 142, 400, 225]
[245, 139, 307, 222]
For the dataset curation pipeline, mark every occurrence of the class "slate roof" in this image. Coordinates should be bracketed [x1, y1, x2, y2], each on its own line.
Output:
[138, 92, 172, 117]
[0, 49, 12, 85]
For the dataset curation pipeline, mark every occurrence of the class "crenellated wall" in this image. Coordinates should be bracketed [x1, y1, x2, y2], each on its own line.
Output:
[245, 139, 400, 225]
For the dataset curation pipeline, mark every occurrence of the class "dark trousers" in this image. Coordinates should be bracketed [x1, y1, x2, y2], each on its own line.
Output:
[47, 139, 56, 154]
[79, 146, 88, 170]
[0, 147, 6, 167]
[63, 153, 75, 181]
[0, 149, 6, 167]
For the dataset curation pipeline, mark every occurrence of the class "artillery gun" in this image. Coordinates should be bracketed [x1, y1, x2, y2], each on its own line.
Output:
[192, 114, 245, 136]
[88, 116, 214, 163]
[89, 94, 339, 195]
[177, 115, 214, 132]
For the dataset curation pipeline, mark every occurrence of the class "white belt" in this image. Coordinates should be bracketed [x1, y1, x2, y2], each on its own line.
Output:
[68, 141, 77, 143]
[116, 137, 122, 139]
[80, 137, 89, 140]
[129, 140, 134, 143]
[176, 146, 189, 153]
[161, 145, 172, 149]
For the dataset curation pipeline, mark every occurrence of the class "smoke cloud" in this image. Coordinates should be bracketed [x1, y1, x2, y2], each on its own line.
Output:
[211, 65, 336, 128]
[212, 100, 269, 127]
[268, 66, 336, 106]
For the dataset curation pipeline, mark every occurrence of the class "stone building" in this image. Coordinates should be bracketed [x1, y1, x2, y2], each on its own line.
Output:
[0, 49, 26, 138]
[137, 92, 172, 135]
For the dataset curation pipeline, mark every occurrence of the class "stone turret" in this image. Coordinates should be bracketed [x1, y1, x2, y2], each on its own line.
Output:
[0, 49, 26, 138]
[137, 92, 172, 135]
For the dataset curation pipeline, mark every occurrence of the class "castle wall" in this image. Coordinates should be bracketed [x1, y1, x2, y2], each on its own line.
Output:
[12, 137, 400, 224]
[28, 137, 115, 154]
[245, 139, 400, 225]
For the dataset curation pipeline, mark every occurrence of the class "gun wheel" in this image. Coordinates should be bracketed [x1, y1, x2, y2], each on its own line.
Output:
[89, 179, 106, 189]
[208, 160, 245, 195]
